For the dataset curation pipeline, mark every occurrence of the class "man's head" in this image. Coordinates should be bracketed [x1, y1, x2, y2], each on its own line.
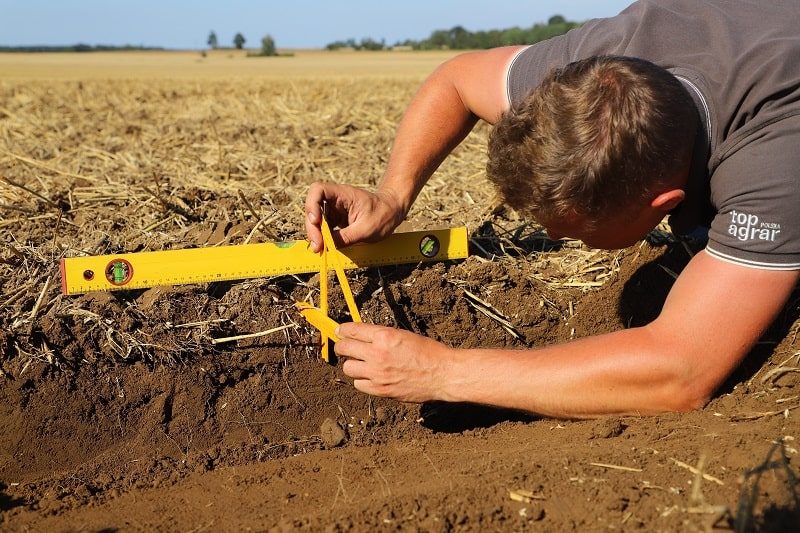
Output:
[487, 55, 697, 247]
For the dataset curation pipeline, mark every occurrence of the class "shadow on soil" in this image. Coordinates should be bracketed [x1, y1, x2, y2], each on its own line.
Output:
[418, 401, 537, 433]
[617, 244, 800, 397]
[0, 484, 26, 512]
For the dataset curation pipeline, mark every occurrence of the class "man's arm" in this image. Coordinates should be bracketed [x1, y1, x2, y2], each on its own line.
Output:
[305, 46, 525, 252]
[336, 251, 799, 418]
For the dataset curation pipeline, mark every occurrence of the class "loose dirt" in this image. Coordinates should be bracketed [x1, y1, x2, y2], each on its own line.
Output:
[1, 52, 798, 531]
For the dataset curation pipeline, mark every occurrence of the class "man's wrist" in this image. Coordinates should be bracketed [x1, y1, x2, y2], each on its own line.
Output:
[375, 186, 411, 223]
[434, 347, 472, 404]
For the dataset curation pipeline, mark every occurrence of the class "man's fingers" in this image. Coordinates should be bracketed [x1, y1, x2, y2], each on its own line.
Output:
[342, 357, 385, 398]
[304, 182, 326, 218]
[304, 215, 323, 252]
[334, 225, 362, 248]
[335, 321, 383, 343]
[341, 357, 367, 379]
[351, 378, 377, 396]
[304, 182, 328, 251]
[304, 181, 358, 251]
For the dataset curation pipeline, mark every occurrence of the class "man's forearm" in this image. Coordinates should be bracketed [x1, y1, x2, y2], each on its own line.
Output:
[377, 62, 480, 215]
[440, 326, 710, 419]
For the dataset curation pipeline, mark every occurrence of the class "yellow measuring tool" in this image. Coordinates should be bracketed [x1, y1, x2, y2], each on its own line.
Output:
[60, 226, 469, 295]
[296, 216, 363, 361]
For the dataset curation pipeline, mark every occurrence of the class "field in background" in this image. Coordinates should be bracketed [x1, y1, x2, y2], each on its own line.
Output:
[0, 48, 461, 80]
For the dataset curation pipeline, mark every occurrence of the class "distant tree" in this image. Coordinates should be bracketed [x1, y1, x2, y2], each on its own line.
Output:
[233, 33, 246, 49]
[356, 37, 386, 51]
[260, 34, 277, 56]
[207, 31, 218, 49]
[500, 27, 528, 46]
[426, 29, 450, 49]
[548, 15, 567, 25]
[326, 38, 359, 50]
[448, 26, 471, 49]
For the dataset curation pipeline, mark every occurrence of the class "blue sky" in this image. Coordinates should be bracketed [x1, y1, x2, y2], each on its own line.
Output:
[2, 1, 634, 49]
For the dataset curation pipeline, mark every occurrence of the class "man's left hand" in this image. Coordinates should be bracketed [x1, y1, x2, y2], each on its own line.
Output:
[335, 322, 454, 403]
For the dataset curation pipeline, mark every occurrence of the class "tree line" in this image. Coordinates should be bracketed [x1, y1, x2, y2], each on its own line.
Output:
[207, 14, 582, 54]
[325, 15, 582, 51]
[0, 44, 164, 53]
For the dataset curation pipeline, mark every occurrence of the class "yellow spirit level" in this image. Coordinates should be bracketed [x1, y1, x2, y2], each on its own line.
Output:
[60, 227, 469, 295]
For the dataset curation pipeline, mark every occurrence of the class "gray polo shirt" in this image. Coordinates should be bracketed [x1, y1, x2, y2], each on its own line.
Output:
[507, 0, 800, 270]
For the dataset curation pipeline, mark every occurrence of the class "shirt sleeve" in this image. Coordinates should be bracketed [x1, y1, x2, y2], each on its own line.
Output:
[705, 114, 800, 270]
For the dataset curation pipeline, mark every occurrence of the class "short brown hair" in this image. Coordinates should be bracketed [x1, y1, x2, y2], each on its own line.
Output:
[486, 55, 697, 227]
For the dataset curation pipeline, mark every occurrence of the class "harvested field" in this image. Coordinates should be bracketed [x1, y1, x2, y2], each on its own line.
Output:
[1, 50, 798, 531]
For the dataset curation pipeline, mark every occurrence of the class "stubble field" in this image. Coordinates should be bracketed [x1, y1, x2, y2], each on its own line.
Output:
[1, 49, 798, 531]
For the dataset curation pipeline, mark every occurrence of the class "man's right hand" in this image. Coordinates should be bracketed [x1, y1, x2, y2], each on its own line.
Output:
[304, 181, 406, 253]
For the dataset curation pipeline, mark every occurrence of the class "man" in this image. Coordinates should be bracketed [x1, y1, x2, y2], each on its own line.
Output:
[303, 0, 800, 418]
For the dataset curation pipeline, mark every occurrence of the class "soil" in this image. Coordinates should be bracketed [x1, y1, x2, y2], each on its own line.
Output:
[1, 76, 799, 532]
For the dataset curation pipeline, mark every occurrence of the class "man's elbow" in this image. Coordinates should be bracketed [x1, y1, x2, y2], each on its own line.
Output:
[669, 389, 712, 413]
[662, 372, 717, 413]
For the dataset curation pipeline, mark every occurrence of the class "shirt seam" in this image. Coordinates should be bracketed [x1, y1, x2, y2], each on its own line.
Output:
[505, 45, 533, 108]
[674, 75, 712, 150]
[705, 244, 800, 271]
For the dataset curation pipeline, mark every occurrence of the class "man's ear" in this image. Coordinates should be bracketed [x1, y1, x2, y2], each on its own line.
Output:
[651, 189, 685, 212]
